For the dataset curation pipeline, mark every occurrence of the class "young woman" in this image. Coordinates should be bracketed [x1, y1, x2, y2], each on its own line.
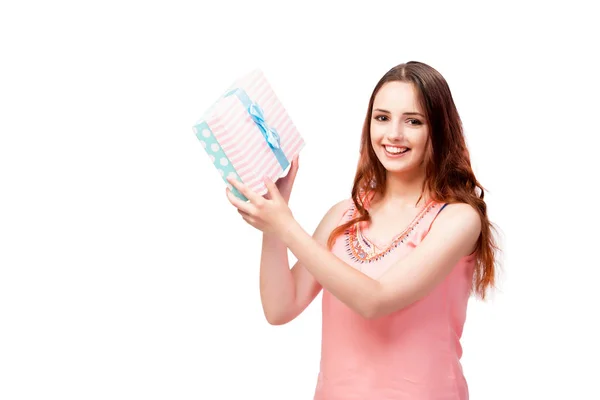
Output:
[225, 61, 499, 400]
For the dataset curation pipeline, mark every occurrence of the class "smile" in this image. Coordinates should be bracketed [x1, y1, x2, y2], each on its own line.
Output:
[384, 145, 410, 157]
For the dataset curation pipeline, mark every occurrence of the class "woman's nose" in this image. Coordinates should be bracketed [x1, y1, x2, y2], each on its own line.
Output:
[386, 122, 404, 141]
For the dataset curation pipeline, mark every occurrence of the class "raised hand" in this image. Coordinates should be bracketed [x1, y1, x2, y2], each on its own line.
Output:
[225, 173, 296, 235]
[271, 155, 299, 203]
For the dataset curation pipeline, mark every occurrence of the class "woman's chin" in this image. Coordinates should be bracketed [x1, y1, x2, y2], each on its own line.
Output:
[380, 160, 410, 173]
[380, 161, 423, 177]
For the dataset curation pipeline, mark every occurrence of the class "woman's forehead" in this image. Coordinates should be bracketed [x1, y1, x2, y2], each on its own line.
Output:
[373, 81, 422, 114]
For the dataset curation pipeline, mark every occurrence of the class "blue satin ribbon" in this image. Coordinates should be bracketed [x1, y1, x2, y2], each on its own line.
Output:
[224, 88, 289, 170]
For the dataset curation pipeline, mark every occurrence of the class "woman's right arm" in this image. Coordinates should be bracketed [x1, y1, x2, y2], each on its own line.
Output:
[259, 199, 349, 325]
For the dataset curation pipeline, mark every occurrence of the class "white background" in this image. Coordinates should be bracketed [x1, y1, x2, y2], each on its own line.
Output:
[1, 1, 599, 399]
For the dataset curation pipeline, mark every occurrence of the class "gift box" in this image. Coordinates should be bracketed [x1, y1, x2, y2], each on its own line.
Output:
[193, 69, 305, 201]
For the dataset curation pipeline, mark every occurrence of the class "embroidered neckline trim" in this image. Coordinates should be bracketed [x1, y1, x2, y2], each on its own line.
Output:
[344, 201, 438, 263]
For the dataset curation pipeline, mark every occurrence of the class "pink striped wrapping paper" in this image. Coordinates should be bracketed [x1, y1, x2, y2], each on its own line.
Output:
[193, 70, 305, 201]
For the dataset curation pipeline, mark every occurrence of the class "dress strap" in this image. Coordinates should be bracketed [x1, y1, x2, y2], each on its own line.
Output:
[417, 202, 449, 240]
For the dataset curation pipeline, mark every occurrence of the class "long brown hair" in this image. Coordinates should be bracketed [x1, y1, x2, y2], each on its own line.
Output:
[327, 61, 500, 300]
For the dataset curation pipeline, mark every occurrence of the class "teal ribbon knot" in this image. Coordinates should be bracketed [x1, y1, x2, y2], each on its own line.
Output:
[224, 88, 289, 170]
[248, 103, 281, 150]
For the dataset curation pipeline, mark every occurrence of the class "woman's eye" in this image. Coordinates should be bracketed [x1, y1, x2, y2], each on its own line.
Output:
[374, 115, 388, 121]
[407, 119, 422, 125]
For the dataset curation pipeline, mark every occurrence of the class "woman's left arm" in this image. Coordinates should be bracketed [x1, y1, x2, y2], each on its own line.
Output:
[226, 177, 481, 319]
[280, 203, 480, 318]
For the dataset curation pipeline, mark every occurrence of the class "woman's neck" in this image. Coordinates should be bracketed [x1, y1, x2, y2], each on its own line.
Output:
[376, 170, 429, 209]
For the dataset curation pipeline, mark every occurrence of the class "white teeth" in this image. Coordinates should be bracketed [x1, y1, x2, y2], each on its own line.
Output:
[384, 146, 408, 154]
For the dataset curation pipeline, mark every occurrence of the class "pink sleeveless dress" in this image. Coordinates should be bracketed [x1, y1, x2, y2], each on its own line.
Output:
[313, 198, 476, 400]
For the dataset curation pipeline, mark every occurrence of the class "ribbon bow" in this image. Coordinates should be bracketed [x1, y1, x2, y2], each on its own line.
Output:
[248, 103, 281, 150]
[223, 87, 289, 170]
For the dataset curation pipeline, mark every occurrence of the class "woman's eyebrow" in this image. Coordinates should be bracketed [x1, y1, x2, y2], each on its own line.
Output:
[403, 112, 425, 117]
[373, 108, 425, 118]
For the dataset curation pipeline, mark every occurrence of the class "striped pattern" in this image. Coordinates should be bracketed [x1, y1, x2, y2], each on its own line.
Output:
[198, 70, 305, 196]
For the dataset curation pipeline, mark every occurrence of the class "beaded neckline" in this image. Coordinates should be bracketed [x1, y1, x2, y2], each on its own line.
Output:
[345, 201, 438, 263]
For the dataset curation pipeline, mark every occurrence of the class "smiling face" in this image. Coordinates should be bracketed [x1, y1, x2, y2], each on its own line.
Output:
[370, 81, 430, 177]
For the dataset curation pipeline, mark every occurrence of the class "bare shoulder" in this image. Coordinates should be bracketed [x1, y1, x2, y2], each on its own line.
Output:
[438, 202, 481, 229]
[321, 198, 353, 226]
[429, 202, 482, 251]
[327, 198, 353, 216]
[311, 198, 353, 242]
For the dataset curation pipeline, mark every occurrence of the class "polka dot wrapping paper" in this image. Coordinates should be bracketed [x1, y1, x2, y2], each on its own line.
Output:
[193, 69, 305, 201]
